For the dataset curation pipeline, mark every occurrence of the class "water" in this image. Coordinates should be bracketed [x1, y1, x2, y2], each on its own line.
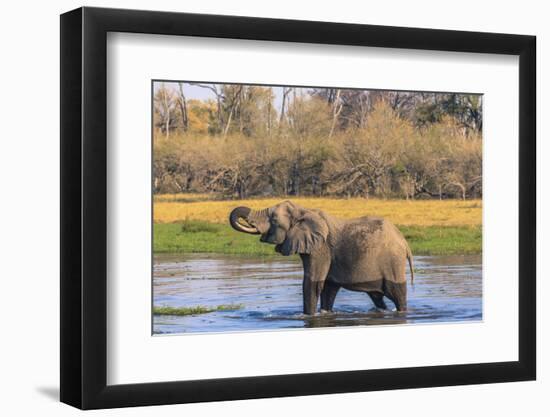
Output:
[153, 253, 482, 334]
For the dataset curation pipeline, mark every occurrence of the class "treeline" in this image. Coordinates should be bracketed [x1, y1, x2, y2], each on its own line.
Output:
[153, 84, 482, 200]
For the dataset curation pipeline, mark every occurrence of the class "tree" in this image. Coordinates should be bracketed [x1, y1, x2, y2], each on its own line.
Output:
[176, 83, 188, 133]
[187, 99, 215, 134]
[286, 95, 332, 138]
[328, 89, 344, 138]
[279, 87, 293, 130]
[188, 83, 225, 134]
[221, 85, 243, 137]
[153, 84, 177, 137]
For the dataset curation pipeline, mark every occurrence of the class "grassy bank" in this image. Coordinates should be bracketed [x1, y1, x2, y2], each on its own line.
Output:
[153, 304, 244, 316]
[154, 220, 481, 256]
[153, 195, 482, 256]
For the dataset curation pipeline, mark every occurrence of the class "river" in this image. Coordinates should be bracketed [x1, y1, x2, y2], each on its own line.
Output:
[153, 253, 482, 334]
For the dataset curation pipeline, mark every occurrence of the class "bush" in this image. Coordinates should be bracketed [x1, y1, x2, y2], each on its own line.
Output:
[153, 100, 482, 200]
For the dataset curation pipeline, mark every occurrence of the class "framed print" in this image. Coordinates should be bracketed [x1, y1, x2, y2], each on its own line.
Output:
[60, 6, 536, 410]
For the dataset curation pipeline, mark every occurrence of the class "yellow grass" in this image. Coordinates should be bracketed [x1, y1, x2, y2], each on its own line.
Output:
[153, 194, 482, 227]
[154, 193, 217, 203]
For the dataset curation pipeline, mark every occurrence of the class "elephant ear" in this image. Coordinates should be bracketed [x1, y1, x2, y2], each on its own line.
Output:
[280, 211, 328, 256]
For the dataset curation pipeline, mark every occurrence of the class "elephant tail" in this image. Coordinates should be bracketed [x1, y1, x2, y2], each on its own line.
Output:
[406, 247, 414, 286]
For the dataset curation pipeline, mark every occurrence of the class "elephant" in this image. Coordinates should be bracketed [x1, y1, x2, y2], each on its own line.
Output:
[229, 201, 414, 315]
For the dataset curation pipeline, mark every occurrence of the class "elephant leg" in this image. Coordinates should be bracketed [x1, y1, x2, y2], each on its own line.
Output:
[367, 291, 388, 310]
[320, 280, 340, 312]
[383, 280, 407, 312]
[303, 279, 324, 315]
[300, 251, 331, 315]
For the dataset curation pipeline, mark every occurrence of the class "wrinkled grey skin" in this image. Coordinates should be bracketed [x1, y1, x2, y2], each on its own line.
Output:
[229, 201, 414, 315]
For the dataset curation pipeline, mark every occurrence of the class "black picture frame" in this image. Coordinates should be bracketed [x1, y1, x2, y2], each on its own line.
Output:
[60, 6, 536, 410]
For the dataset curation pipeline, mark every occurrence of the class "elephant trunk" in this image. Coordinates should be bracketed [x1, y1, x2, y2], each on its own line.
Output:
[229, 206, 261, 234]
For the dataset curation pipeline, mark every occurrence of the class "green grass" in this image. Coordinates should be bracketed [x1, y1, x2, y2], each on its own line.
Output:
[399, 225, 481, 255]
[179, 219, 219, 233]
[154, 220, 481, 256]
[153, 304, 244, 316]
